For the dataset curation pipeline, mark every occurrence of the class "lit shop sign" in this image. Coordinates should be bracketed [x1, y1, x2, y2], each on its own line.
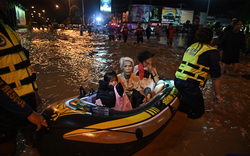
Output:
[100, 0, 111, 12]
[161, 7, 176, 23]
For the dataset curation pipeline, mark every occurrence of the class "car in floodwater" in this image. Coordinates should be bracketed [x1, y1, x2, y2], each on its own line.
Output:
[59, 24, 65, 29]
[52, 22, 59, 29]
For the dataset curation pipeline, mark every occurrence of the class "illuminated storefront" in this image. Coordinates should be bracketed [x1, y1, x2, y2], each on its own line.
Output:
[15, 6, 26, 25]
[161, 7, 176, 23]
[100, 0, 111, 12]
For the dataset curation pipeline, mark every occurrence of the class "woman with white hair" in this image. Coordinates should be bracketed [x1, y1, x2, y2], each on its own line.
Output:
[117, 57, 146, 108]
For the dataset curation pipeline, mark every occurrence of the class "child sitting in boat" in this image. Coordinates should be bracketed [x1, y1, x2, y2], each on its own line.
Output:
[134, 50, 160, 100]
[96, 71, 132, 111]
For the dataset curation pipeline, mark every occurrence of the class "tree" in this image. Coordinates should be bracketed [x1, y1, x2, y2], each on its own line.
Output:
[69, 5, 82, 24]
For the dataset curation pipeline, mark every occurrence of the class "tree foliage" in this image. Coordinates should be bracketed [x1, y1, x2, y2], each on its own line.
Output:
[69, 5, 82, 24]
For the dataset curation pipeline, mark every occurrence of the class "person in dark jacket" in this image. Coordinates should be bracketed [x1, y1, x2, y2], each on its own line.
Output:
[0, 0, 44, 151]
[219, 18, 237, 40]
[146, 25, 152, 40]
[122, 24, 129, 43]
[96, 71, 124, 108]
[135, 22, 144, 44]
[217, 19, 250, 75]
[0, 77, 47, 156]
[187, 17, 200, 47]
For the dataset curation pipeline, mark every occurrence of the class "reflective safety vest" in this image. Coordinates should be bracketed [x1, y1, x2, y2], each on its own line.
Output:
[175, 43, 217, 86]
[0, 19, 37, 97]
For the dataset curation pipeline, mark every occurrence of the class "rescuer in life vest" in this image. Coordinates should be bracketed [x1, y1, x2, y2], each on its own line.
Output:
[135, 22, 144, 44]
[174, 28, 221, 119]
[0, 0, 44, 152]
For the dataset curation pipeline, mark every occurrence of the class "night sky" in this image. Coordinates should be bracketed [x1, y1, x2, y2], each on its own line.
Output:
[14, 0, 249, 20]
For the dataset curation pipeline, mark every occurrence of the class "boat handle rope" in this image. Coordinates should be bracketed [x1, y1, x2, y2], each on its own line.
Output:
[168, 105, 176, 114]
[88, 88, 95, 95]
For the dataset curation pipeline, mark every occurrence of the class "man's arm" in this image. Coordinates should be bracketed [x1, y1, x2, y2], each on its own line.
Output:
[0, 77, 47, 130]
[212, 78, 221, 103]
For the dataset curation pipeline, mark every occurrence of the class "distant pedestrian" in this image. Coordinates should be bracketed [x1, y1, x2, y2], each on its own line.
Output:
[122, 24, 129, 43]
[187, 17, 200, 47]
[217, 19, 249, 76]
[165, 23, 177, 46]
[146, 25, 152, 40]
[153, 24, 161, 41]
[116, 25, 122, 41]
[135, 22, 144, 44]
[88, 24, 92, 35]
[107, 23, 115, 41]
[79, 25, 83, 36]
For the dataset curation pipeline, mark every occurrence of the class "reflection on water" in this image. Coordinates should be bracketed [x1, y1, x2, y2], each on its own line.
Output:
[18, 29, 111, 108]
[16, 29, 250, 156]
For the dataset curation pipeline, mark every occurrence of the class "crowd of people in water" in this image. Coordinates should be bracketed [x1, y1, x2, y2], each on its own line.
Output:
[89, 17, 250, 119]
[1, 0, 250, 152]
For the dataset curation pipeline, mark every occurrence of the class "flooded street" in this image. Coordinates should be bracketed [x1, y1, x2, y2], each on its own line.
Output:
[16, 28, 250, 156]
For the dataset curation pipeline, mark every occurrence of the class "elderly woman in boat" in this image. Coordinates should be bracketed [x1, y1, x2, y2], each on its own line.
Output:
[117, 57, 146, 108]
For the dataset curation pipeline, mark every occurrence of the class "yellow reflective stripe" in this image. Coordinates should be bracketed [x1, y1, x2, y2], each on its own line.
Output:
[176, 43, 217, 86]
[64, 112, 152, 136]
[146, 110, 155, 115]
[0, 24, 36, 96]
[149, 108, 157, 114]
[19, 51, 26, 60]
[151, 107, 160, 113]
[9, 64, 15, 72]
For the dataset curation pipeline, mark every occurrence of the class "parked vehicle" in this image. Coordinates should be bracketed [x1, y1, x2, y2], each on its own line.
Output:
[52, 22, 59, 29]
[68, 24, 73, 29]
[59, 24, 65, 29]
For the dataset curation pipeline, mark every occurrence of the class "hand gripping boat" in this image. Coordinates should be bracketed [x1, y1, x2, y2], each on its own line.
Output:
[34, 78, 180, 156]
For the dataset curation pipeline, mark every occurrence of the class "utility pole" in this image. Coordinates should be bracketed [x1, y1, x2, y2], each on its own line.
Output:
[177, 3, 185, 24]
[129, 0, 132, 29]
[69, 0, 71, 16]
[204, 0, 210, 27]
[82, 0, 85, 25]
[148, 0, 151, 25]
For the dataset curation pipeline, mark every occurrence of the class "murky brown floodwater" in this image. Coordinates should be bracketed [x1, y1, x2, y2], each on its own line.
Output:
[16, 28, 250, 156]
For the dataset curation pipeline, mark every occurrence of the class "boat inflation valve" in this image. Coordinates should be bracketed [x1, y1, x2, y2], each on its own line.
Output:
[135, 128, 143, 140]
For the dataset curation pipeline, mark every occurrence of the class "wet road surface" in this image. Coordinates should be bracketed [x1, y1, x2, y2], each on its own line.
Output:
[16, 28, 250, 156]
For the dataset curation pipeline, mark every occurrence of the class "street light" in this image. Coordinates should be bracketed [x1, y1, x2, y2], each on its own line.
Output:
[31, 6, 34, 9]
[42, 10, 45, 13]
[33, 10, 36, 13]
[56, 5, 59, 9]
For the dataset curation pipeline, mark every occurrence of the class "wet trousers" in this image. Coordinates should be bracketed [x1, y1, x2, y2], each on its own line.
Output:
[109, 35, 114, 41]
[137, 36, 143, 44]
[174, 77, 205, 119]
[123, 35, 128, 43]
[147, 34, 150, 39]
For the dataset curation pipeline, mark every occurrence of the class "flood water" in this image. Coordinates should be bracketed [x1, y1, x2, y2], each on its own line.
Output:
[16, 28, 250, 156]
